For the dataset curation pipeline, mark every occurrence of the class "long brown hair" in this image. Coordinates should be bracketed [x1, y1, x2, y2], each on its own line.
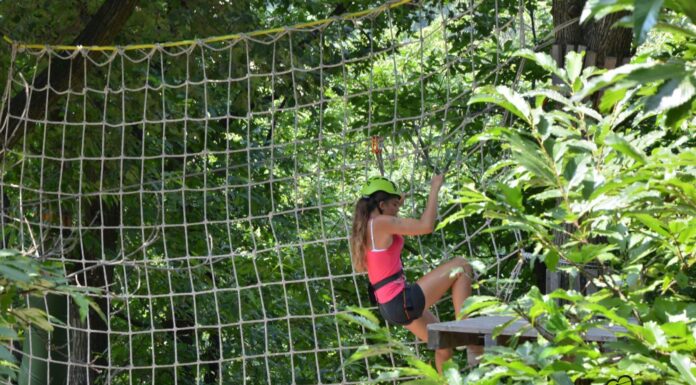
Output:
[350, 191, 400, 272]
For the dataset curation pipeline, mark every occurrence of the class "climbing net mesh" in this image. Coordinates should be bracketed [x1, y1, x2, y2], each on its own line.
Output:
[1, 1, 529, 384]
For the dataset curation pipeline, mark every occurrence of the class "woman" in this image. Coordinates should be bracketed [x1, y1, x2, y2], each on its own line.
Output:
[350, 175, 482, 373]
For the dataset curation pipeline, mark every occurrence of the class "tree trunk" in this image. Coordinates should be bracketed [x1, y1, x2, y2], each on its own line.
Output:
[551, 0, 632, 67]
[11, 2, 138, 384]
[0, 0, 139, 157]
[68, 200, 119, 385]
[541, 1, 633, 295]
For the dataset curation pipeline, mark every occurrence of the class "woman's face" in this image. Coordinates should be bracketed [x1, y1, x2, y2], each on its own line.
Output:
[380, 195, 404, 216]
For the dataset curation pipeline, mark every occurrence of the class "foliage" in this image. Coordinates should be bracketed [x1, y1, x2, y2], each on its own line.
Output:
[342, 0, 696, 384]
[451, 1, 695, 384]
[0, 249, 100, 381]
[340, 307, 463, 385]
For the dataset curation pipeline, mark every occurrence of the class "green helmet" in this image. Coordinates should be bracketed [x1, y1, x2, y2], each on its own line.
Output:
[361, 176, 400, 197]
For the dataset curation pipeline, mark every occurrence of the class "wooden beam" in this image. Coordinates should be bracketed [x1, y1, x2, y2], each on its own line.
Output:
[427, 316, 626, 350]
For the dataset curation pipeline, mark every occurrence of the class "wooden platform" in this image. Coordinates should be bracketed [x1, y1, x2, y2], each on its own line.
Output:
[427, 316, 627, 350]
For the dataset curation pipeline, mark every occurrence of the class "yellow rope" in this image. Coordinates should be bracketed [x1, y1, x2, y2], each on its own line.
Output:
[3, 0, 412, 52]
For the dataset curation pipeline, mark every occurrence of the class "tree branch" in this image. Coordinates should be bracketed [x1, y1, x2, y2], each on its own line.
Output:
[0, 0, 139, 157]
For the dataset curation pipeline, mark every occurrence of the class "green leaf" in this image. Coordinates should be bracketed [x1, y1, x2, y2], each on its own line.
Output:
[540, 345, 575, 360]
[515, 49, 565, 81]
[443, 360, 462, 385]
[566, 139, 597, 152]
[673, 219, 696, 243]
[401, 380, 441, 385]
[665, 0, 696, 24]
[567, 244, 617, 265]
[507, 361, 538, 375]
[664, 95, 695, 127]
[644, 321, 668, 348]
[14, 308, 53, 332]
[578, 62, 679, 99]
[670, 353, 696, 385]
[0, 327, 18, 341]
[499, 85, 532, 124]
[345, 344, 398, 365]
[468, 92, 528, 123]
[544, 251, 561, 271]
[70, 293, 90, 322]
[605, 133, 647, 165]
[581, 0, 633, 23]
[339, 307, 381, 331]
[0, 249, 19, 257]
[569, 104, 603, 121]
[550, 371, 574, 385]
[492, 316, 519, 338]
[0, 264, 31, 283]
[645, 75, 696, 113]
[633, 0, 665, 45]
[526, 90, 572, 108]
[530, 189, 564, 202]
[482, 159, 517, 181]
[631, 213, 670, 237]
[0, 346, 16, 363]
[406, 357, 441, 381]
[461, 296, 501, 316]
[496, 183, 523, 210]
[507, 132, 557, 184]
[548, 289, 584, 302]
[654, 22, 696, 38]
[568, 155, 591, 189]
[565, 51, 584, 86]
[624, 63, 687, 84]
[599, 87, 628, 113]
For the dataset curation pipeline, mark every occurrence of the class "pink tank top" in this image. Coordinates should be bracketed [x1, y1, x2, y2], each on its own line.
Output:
[365, 219, 405, 303]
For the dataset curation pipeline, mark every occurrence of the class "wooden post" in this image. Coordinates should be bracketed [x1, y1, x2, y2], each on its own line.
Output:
[551, 44, 563, 85]
[584, 50, 598, 68]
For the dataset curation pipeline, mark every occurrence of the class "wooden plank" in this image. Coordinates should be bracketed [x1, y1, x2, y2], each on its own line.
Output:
[551, 44, 562, 65]
[427, 328, 483, 350]
[551, 44, 563, 85]
[427, 316, 626, 350]
[577, 45, 588, 70]
[565, 44, 576, 58]
[604, 56, 618, 69]
[583, 264, 599, 295]
[584, 50, 597, 68]
[547, 268, 560, 293]
[484, 334, 497, 347]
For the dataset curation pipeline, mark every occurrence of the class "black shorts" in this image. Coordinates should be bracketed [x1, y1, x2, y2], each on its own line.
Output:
[378, 283, 426, 326]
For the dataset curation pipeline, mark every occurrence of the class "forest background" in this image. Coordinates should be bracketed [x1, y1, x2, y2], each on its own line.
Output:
[0, 0, 694, 384]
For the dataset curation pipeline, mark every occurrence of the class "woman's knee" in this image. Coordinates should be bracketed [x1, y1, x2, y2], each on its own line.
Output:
[449, 257, 472, 277]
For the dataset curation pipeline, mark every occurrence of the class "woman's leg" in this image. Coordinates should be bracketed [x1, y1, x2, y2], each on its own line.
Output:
[415, 257, 483, 366]
[403, 310, 452, 374]
[416, 257, 472, 315]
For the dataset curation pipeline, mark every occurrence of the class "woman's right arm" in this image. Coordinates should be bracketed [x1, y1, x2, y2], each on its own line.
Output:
[378, 174, 444, 236]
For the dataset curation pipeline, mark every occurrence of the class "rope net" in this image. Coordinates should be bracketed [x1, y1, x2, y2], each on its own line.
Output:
[1, 1, 530, 384]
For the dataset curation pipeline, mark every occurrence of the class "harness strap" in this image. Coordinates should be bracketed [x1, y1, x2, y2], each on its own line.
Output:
[371, 270, 403, 291]
[369, 219, 378, 251]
